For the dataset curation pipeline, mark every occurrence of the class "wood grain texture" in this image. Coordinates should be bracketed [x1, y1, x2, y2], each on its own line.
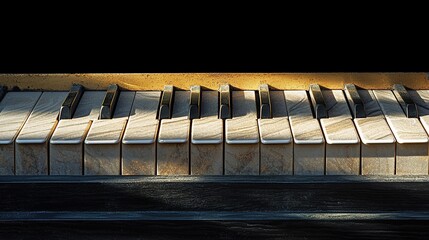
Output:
[361, 144, 395, 175]
[1, 220, 429, 240]
[1, 73, 427, 90]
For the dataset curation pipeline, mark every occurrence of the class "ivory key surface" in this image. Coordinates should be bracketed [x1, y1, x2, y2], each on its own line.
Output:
[157, 91, 190, 175]
[285, 91, 325, 175]
[320, 90, 360, 175]
[225, 91, 259, 175]
[374, 90, 428, 175]
[50, 91, 105, 175]
[15, 92, 68, 175]
[84, 91, 135, 175]
[349, 89, 396, 175]
[122, 91, 161, 175]
[258, 91, 293, 175]
[191, 91, 223, 175]
[0, 92, 41, 175]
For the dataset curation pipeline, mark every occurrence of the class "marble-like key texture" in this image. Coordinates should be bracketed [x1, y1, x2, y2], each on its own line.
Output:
[258, 91, 293, 175]
[285, 91, 325, 175]
[321, 90, 360, 175]
[0, 92, 41, 175]
[157, 91, 190, 175]
[50, 91, 104, 175]
[348, 90, 396, 175]
[374, 90, 428, 175]
[84, 91, 135, 175]
[122, 91, 161, 175]
[225, 91, 259, 175]
[191, 91, 223, 175]
[15, 92, 67, 175]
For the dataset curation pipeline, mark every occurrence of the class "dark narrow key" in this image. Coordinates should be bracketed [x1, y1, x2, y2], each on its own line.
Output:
[309, 84, 328, 119]
[219, 84, 231, 119]
[100, 84, 120, 119]
[188, 85, 201, 120]
[259, 84, 272, 119]
[59, 84, 84, 120]
[344, 84, 366, 118]
[392, 84, 418, 118]
[158, 85, 174, 119]
[0, 86, 6, 102]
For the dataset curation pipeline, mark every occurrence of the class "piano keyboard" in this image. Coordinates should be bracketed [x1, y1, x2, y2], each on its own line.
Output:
[1, 83, 429, 176]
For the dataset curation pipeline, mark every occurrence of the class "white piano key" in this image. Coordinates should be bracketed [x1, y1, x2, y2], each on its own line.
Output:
[122, 91, 161, 175]
[157, 91, 191, 175]
[374, 90, 428, 175]
[284, 91, 325, 175]
[348, 89, 395, 175]
[258, 91, 293, 175]
[15, 92, 68, 175]
[225, 91, 259, 175]
[191, 91, 223, 175]
[84, 91, 135, 175]
[50, 91, 105, 175]
[320, 90, 360, 175]
[409, 90, 429, 135]
[0, 92, 41, 175]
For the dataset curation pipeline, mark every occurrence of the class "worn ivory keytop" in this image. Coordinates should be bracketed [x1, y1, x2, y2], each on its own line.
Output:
[284, 90, 325, 175]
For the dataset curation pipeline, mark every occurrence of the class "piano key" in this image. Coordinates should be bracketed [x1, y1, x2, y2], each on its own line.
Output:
[122, 91, 161, 175]
[344, 84, 366, 118]
[191, 91, 223, 175]
[0, 92, 41, 175]
[15, 92, 68, 175]
[374, 90, 428, 175]
[392, 84, 418, 118]
[50, 91, 105, 175]
[84, 91, 135, 175]
[219, 84, 231, 119]
[258, 91, 293, 175]
[258, 84, 272, 119]
[0, 86, 6, 102]
[188, 85, 201, 120]
[409, 90, 429, 133]
[100, 84, 119, 119]
[284, 90, 325, 175]
[347, 89, 395, 175]
[157, 91, 190, 175]
[59, 84, 84, 120]
[225, 91, 259, 175]
[309, 84, 328, 119]
[319, 90, 360, 175]
[158, 85, 174, 120]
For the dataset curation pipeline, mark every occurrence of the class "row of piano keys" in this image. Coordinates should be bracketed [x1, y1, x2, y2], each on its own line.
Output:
[1, 83, 429, 175]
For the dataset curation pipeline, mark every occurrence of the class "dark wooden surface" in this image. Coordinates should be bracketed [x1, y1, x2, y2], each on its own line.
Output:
[1, 176, 429, 239]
